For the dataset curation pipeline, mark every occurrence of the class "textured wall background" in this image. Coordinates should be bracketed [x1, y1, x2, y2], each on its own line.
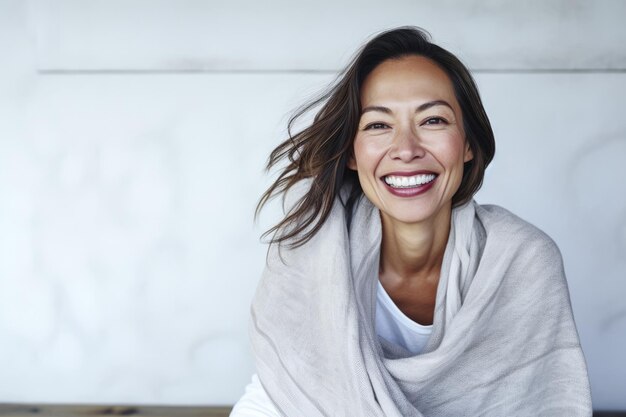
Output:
[0, 0, 625, 409]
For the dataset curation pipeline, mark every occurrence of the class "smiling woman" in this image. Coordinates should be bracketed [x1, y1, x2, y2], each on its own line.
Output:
[231, 27, 592, 417]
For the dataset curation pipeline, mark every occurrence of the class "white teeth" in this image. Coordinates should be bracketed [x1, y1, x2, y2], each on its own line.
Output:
[384, 174, 436, 188]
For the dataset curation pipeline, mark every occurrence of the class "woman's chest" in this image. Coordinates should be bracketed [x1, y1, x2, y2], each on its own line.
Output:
[379, 278, 438, 326]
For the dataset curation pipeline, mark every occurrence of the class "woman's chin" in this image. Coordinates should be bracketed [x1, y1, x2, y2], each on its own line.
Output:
[379, 206, 438, 226]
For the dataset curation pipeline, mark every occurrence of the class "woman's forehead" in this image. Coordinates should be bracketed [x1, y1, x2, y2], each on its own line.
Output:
[361, 56, 458, 109]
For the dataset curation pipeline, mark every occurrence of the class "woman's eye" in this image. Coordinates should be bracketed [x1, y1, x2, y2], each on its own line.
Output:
[423, 117, 447, 126]
[364, 122, 389, 130]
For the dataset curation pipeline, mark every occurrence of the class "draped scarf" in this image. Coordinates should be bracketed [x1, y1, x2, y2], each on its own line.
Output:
[250, 191, 592, 416]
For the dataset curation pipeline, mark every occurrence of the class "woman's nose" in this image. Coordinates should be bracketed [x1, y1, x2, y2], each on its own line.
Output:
[389, 126, 425, 162]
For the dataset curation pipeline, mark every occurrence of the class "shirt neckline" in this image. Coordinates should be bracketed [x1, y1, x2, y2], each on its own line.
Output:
[377, 280, 433, 334]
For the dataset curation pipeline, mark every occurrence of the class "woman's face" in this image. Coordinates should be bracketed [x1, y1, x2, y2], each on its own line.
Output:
[348, 55, 473, 227]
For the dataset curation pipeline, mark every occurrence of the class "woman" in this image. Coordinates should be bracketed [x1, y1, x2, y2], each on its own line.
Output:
[232, 27, 591, 416]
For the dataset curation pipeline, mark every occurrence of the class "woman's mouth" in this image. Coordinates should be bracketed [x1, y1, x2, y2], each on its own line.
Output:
[381, 173, 438, 197]
[384, 173, 436, 188]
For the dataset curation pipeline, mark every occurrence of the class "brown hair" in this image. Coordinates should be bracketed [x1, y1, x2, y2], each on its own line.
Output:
[257, 26, 495, 247]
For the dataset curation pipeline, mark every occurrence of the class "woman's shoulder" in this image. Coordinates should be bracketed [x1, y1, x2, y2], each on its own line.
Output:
[473, 203, 562, 258]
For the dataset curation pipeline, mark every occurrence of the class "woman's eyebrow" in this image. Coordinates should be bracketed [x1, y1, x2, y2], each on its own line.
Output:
[361, 100, 454, 115]
[416, 100, 453, 112]
[361, 105, 392, 115]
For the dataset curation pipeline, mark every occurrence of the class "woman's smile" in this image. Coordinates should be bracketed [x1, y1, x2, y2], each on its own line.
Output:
[382, 171, 438, 197]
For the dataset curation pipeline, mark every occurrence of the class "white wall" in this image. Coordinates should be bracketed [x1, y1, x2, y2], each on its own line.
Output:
[0, 0, 625, 409]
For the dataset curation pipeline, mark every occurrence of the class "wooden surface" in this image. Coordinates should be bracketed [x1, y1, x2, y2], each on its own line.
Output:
[0, 404, 232, 417]
[0, 404, 624, 416]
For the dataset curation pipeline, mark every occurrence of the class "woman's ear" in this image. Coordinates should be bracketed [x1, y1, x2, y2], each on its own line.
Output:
[347, 156, 358, 171]
[463, 142, 474, 163]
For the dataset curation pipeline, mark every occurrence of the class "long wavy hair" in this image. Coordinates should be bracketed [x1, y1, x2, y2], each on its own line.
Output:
[257, 27, 495, 248]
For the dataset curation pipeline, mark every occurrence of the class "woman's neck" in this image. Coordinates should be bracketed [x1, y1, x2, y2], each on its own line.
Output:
[379, 205, 452, 285]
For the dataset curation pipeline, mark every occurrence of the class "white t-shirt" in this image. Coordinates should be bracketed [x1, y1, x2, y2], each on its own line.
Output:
[230, 281, 433, 417]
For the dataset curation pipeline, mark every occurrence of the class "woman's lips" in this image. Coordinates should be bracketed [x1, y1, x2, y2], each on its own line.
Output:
[381, 171, 438, 197]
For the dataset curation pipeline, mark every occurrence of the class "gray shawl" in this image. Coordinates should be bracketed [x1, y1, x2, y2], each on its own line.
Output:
[250, 192, 592, 416]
